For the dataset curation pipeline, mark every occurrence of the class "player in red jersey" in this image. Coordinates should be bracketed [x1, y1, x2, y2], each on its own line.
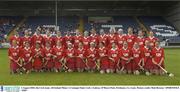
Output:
[125, 27, 136, 48]
[20, 42, 32, 74]
[107, 28, 117, 48]
[151, 41, 165, 75]
[31, 30, 44, 48]
[135, 30, 145, 49]
[131, 42, 143, 75]
[43, 41, 54, 72]
[142, 40, 153, 75]
[32, 42, 44, 72]
[145, 31, 158, 48]
[116, 29, 126, 49]
[82, 31, 90, 49]
[43, 30, 53, 47]
[108, 42, 120, 73]
[89, 29, 99, 47]
[9, 31, 21, 47]
[64, 42, 75, 72]
[86, 42, 98, 72]
[8, 40, 21, 74]
[98, 29, 108, 47]
[53, 41, 65, 72]
[53, 31, 64, 47]
[64, 31, 74, 49]
[74, 29, 83, 49]
[21, 30, 31, 47]
[98, 42, 109, 74]
[74, 42, 86, 72]
[119, 41, 133, 74]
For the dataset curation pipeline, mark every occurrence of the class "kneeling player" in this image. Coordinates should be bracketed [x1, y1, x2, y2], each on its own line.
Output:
[98, 42, 109, 74]
[21, 42, 32, 74]
[86, 42, 98, 72]
[8, 40, 21, 74]
[43, 42, 54, 72]
[53, 41, 64, 72]
[108, 42, 119, 73]
[120, 41, 133, 74]
[132, 42, 143, 75]
[75, 42, 86, 72]
[64, 42, 75, 72]
[151, 41, 165, 75]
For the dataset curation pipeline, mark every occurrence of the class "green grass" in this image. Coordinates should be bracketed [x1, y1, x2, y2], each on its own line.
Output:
[0, 48, 180, 85]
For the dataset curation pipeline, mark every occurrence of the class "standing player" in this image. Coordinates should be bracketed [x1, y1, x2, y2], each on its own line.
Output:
[32, 42, 44, 72]
[82, 31, 90, 49]
[21, 30, 31, 47]
[8, 40, 21, 74]
[43, 30, 53, 47]
[43, 41, 54, 72]
[132, 42, 143, 75]
[124, 27, 136, 48]
[98, 42, 109, 74]
[74, 42, 86, 72]
[116, 29, 126, 49]
[108, 42, 119, 73]
[135, 30, 145, 49]
[64, 31, 73, 49]
[86, 42, 98, 72]
[145, 31, 158, 48]
[98, 29, 108, 47]
[107, 28, 117, 48]
[53, 41, 64, 72]
[119, 41, 133, 74]
[151, 41, 165, 75]
[74, 29, 83, 49]
[53, 31, 64, 47]
[31, 30, 44, 48]
[64, 42, 75, 72]
[89, 29, 98, 47]
[20, 42, 32, 74]
[9, 31, 21, 47]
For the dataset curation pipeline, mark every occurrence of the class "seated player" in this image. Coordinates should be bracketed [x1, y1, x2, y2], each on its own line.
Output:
[119, 41, 133, 74]
[64, 42, 75, 72]
[43, 41, 54, 72]
[132, 42, 143, 75]
[98, 42, 109, 74]
[32, 42, 44, 72]
[20, 42, 32, 74]
[142, 40, 153, 75]
[8, 40, 21, 74]
[86, 42, 98, 72]
[151, 41, 165, 75]
[108, 42, 119, 73]
[53, 41, 64, 72]
[75, 42, 86, 72]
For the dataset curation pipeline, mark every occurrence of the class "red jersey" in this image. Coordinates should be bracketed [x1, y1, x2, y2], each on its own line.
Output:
[108, 34, 117, 46]
[53, 46, 64, 59]
[8, 46, 20, 60]
[145, 36, 158, 47]
[86, 48, 98, 59]
[82, 36, 90, 49]
[43, 47, 53, 61]
[98, 35, 108, 47]
[21, 36, 31, 47]
[73, 35, 83, 49]
[108, 47, 119, 61]
[65, 48, 75, 58]
[75, 47, 86, 58]
[119, 47, 132, 60]
[53, 36, 64, 47]
[20, 47, 32, 61]
[125, 34, 136, 48]
[135, 36, 145, 49]
[31, 48, 44, 61]
[64, 35, 73, 48]
[132, 47, 142, 63]
[98, 47, 108, 58]
[31, 35, 44, 47]
[151, 47, 164, 64]
[43, 35, 54, 47]
[89, 34, 99, 46]
[116, 34, 126, 49]
[9, 36, 21, 47]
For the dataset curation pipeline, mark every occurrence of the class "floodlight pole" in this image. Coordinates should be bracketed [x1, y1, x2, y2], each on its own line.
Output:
[55, 0, 58, 30]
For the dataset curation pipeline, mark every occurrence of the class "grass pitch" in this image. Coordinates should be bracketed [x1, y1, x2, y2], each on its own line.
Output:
[0, 48, 180, 85]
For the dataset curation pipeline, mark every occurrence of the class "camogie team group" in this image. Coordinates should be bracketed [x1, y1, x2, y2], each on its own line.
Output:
[8, 27, 165, 76]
